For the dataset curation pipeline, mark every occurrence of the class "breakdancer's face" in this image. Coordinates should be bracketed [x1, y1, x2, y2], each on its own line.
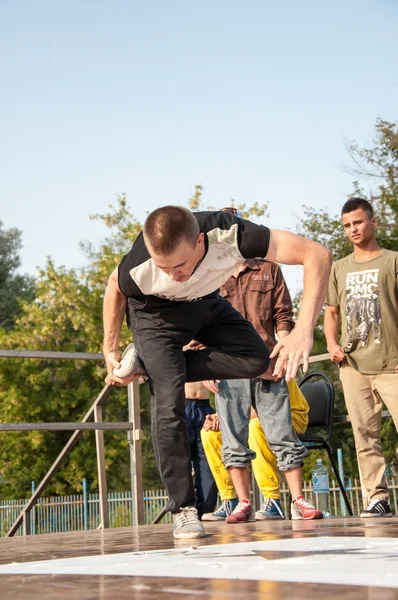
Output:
[150, 233, 205, 283]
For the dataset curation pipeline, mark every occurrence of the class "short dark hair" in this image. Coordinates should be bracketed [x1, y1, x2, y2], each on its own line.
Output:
[221, 207, 243, 217]
[341, 197, 374, 218]
[143, 206, 200, 255]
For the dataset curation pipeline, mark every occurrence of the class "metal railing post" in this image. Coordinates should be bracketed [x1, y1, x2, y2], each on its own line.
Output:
[128, 381, 144, 525]
[95, 405, 109, 529]
[31, 481, 36, 535]
[337, 448, 347, 517]
[22, 510, 31, 536]
[82, 478, 88, 530]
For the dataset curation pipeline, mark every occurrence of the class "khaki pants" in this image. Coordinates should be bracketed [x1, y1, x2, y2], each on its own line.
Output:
[339, 363, 398, 507]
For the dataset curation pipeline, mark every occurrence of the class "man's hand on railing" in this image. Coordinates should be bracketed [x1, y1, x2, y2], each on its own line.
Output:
[327, 344, 346, 364]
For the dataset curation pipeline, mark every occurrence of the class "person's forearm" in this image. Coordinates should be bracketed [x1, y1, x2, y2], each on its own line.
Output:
[324, 308, 340, 348]
[296, 250, 332, 332]
[103, 276, 127, 354]
[276, 328, 290, 340]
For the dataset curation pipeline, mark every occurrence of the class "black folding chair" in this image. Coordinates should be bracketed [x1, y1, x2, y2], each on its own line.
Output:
[298, 372, 353, 516]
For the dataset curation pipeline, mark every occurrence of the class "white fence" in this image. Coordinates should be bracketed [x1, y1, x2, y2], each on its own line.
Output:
[1, 478, 397, 536]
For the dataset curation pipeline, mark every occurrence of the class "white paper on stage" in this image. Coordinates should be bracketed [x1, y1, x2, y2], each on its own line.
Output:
[1, 536, 398, 588]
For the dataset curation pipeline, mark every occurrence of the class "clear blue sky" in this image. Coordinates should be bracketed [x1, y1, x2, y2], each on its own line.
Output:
[1, 0, 397, 294]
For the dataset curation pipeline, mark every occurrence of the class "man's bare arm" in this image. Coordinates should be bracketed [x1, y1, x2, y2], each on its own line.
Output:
[103, 267, 134, 385]
[276, 329, 290, 340]
[266, 229, 333, 380]
[324, 304, 346, 364]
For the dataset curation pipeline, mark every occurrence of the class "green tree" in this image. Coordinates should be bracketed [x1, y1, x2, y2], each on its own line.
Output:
[296, 118, 398, 479]
[0, 198, 153, 498]
[345, 118, 398, 214]
[297, 119, 398, 253]
[0, 222, 35, 330]
[188, 184, 269, 219]
[0, 188, 271, 499]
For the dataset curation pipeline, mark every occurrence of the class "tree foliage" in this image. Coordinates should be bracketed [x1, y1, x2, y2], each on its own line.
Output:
[295, 119, 398, 479]
[345, 119, 398, 212]
[0, 198, 150, 498]
[0, 189, 268, 498]
[0, 222, 35, 330]
[188, 184, 269, 219]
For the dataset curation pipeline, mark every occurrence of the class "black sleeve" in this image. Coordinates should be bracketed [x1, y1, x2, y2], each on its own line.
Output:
[195, 210, 270, 259]
[238, 218, 270, 259]
[117, 232, 150, 297]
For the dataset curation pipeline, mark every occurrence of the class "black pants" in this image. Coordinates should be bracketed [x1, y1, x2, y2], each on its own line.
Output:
[185, 399, 218, 518]
[128, 292, 270, 513]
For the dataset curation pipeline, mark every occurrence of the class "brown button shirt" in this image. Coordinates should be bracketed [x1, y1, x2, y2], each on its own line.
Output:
[219, 258, 294, 380]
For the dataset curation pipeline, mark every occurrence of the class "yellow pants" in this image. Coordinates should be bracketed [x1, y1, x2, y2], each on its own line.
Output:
[200, 379, 308, 500]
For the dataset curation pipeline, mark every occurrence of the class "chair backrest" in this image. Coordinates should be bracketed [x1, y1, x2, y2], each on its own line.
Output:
[299, 372, 335, 439]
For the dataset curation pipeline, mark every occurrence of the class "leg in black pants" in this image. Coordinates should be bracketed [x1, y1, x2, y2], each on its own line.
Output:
[129, 293, 269, 513]
[185, 399, 218, 518]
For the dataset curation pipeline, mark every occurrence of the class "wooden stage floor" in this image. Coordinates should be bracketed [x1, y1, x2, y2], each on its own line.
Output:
[0, 516, 397, 599]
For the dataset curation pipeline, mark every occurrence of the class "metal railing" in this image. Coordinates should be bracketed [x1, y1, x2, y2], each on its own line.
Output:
[0, 349, 394, 536]
[1, 477, 397, 536]
[0, 348, 145, 536]
[0, 489, 172, 536]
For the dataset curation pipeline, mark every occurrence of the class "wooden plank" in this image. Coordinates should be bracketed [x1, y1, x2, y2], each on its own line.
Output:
[1, 518, 398, 600]
[2, 516, 398, 564]
[1, 573, 398, 600]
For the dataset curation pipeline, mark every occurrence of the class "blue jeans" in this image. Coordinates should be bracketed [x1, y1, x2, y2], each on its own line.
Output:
[185, 399, 218, 517]
[215, 378, 307, 471]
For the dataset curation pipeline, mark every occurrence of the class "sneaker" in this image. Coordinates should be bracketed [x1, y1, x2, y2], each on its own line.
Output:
[173, 507, 206, 539]
[225, 499, 256, 523]
[360, 499, 392, 518]
[113, 343, 147, 378]
[202, 498, 239, 521]
[255, 498, 285, 520]
[291, 496, 323, 520]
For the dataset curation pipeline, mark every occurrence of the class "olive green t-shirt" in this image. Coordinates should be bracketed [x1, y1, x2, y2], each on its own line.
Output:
[326, 249, 398, 374]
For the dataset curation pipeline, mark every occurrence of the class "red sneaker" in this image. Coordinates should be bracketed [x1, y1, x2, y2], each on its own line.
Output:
[225, 499, 255, 523]
[291, 496, 323, 520]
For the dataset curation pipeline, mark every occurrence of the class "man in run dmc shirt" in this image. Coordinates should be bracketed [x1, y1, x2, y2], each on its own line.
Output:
[325, 197, 398, 519]
[103, 206, 332, 539]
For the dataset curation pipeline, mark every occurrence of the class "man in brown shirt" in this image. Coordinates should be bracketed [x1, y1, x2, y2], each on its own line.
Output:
[202, 258, 323, 521]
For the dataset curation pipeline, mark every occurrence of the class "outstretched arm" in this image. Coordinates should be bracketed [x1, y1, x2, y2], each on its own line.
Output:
[266, 229, 332, 380]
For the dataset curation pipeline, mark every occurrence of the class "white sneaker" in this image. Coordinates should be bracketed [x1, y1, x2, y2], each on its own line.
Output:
[360, 499, 392, 518]
[113, 344, 146, 379]
[173, 507, 206, 539]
